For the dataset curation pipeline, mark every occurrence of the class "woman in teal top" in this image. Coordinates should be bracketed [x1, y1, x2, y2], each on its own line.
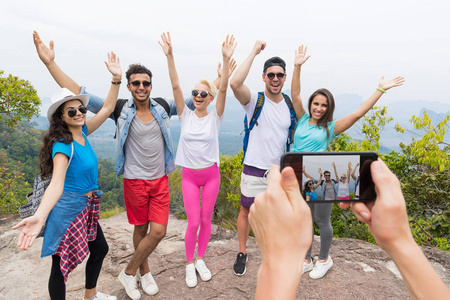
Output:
[13, 52, 121, 300]
[289, 45, 404, 280]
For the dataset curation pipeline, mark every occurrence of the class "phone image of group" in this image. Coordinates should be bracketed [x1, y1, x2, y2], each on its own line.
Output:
[280, 151, 378, 202]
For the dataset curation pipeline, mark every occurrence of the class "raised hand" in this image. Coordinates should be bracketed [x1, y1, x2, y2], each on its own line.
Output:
[222, 34, 237, 59]
[158, 32, 173, 57]
[12, 216, 45, 250]
[217, 58, 237, 78]
[318, 167, 322, 175]
[104, 51, 122, 80]
[348, 162, 352, 169]
[378, 76, 405, 91]
[252, 40, 266, 55]
[33, 31, 55, 65]
[332, 162, 336, 168]
[294, 44, 311, 67]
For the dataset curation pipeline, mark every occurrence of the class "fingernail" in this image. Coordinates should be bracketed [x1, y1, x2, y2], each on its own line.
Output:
[360, 211, 369, 221]
[283, 170, 295, 180]
[373, 161, 383, 172]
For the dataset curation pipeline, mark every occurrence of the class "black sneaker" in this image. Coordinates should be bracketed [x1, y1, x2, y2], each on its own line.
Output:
[233, 252, 248, 276]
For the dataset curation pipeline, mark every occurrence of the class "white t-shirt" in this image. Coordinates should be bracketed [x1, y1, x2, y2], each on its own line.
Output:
[243, 91, 291, 170]
[337, 181, 349, 197]
[175, 104, 224, 169]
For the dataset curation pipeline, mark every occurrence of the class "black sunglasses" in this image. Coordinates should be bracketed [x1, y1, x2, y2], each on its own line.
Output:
[192, 89, 212, 98]
[265, 72, 285, 80]
[66, 106, 88, 117]
[130, 80, 152, 87]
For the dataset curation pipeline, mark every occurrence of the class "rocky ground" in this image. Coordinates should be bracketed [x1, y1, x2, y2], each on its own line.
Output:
[1, 213, 449, 299]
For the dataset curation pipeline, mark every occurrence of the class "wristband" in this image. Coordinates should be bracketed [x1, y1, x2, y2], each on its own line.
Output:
[377, 87, 386, 93]
[111, 81, 122, 85]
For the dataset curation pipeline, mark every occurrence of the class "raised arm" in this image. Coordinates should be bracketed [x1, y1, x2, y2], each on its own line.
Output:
[215, 35, 237, 117]
[33, 31, 81, 94]
[213, 58, 237, 89]
[313, 168, 323, 189]
[85, 52, 121, 135]
[342, 160, 450, 299]
[346, 162, 352, 181]
[291, 45, 310, 120]
[159, 32, 185, 116]
[12, 154, 68, 250]
[333, 76, 405, 135]
[230, 40, 266, 105]
[332, 162, 339, 182]
[302, 166, 313, 180]
[351, 162, 360, 180]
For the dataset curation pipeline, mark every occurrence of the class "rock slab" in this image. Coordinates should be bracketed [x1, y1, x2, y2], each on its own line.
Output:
[1, 213, 449, 299]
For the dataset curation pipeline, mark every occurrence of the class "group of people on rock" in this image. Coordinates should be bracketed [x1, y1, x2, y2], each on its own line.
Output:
[13, 31, 448, 300]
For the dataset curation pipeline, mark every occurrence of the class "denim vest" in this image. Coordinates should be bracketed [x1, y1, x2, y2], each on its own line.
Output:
[81, 86, 193, 176]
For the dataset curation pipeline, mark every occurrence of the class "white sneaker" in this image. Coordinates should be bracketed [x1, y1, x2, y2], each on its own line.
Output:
[186, 263, 198, 288]
[91, 292, 117, 300]
[309, 256, 333, 279]
[118, 269, 141, 300]
[140, 271, 159, 296]
[302, 259, 314, 274]
[195, 259, 212, 281]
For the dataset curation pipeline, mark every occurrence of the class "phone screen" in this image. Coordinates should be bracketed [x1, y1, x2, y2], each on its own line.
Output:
[280, 152, 378, 202]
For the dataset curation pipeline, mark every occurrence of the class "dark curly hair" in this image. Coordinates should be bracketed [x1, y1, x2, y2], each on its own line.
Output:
[302, 179, 314, 199]
[39, 102, 74, 177]
[125, 64, 153, 82]
[308, 88, 335, 140]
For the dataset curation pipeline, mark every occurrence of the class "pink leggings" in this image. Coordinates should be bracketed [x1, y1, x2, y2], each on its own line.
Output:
[182, 164, 220, 262]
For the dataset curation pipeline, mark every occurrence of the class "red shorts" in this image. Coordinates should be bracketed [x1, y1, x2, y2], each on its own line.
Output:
[123, 176, 170, 225]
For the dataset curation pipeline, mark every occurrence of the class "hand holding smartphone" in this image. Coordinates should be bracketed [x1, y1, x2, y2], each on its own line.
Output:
[280, 151, 378, 202]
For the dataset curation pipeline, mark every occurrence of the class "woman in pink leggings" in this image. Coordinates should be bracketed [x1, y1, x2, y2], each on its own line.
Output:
[160, 32, 236, 288]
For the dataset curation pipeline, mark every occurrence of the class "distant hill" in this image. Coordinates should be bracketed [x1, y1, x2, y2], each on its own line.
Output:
[34, 95, 450, 160]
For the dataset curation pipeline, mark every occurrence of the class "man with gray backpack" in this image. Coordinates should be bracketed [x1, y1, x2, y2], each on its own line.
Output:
[229, 40, 297, 276]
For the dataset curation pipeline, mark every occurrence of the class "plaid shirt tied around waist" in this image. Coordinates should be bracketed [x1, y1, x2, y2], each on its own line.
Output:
[55, 192, 100, 282]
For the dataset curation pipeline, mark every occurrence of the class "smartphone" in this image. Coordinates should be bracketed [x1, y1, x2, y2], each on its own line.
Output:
[280, 151, 378, 202]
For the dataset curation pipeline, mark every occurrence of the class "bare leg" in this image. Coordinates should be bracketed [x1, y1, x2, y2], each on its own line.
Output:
[237, 206, 251, 253]
[125, 222, 167, 275]
[133, 223, 150, 275]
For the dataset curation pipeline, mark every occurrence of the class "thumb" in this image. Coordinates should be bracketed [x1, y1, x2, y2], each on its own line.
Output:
[371, 159, 399, 198]
[11, 220, 25, 230]
[280, 167, 304, 211]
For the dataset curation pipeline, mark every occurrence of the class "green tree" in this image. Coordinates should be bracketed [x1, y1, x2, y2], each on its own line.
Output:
[0, 70, 41, 128]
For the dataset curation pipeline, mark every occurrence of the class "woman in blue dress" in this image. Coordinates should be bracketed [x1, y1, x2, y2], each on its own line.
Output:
[289, 45, 404, 280]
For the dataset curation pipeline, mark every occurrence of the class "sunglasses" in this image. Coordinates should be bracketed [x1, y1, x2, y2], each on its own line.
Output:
[192, 89, 212, 98]
[341, 176, 346, 179]
[130, 80, 152, 87]
[66, 106, 88, 117]
[308, 183, 313, 186]
[265, 72, 285, 80]
[324, 174, 331, 177]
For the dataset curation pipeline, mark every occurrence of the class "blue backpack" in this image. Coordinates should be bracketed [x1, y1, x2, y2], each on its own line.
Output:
[242, 92, 296, 162]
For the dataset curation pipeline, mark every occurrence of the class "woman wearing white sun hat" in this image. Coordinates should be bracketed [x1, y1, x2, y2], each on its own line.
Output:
[13, 52, 121, 300]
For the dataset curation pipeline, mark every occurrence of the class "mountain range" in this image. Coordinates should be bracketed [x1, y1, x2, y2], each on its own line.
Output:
[33, 94, 450, 161]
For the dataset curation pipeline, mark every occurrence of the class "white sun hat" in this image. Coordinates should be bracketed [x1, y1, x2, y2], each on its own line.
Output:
[47, 88, 89, 121]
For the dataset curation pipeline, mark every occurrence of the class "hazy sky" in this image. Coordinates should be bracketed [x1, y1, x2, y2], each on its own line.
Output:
[2, 0, 450, 110]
